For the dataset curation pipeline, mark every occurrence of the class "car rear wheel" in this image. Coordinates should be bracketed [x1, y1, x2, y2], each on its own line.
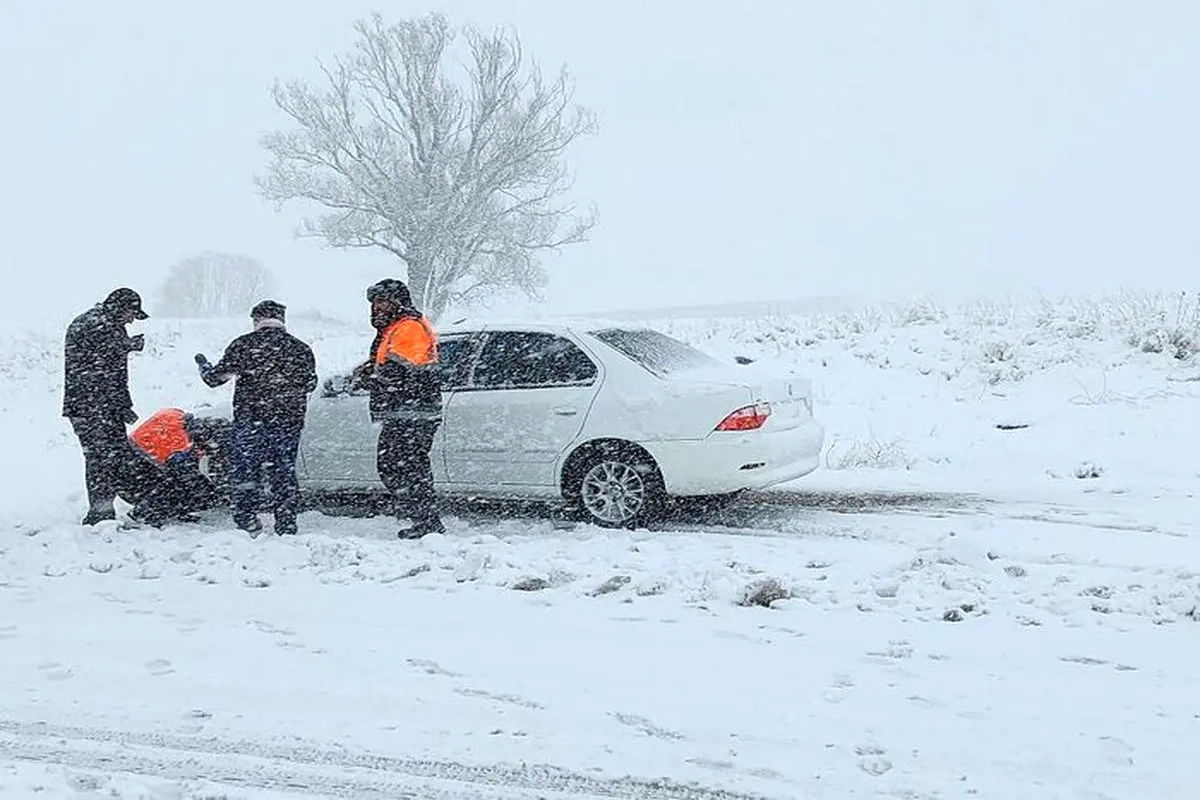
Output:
[567, 445, 664, 529]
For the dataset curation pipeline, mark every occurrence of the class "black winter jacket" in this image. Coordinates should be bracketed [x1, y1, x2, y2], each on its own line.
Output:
[62, 304, 137, 420]
[202, 325, 317, 427]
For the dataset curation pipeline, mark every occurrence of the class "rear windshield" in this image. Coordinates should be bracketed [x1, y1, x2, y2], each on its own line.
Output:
[589, 328, 719, 377]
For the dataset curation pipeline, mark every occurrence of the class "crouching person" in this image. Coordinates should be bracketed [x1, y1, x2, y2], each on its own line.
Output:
[195, 301, 317, 536]
[126, 408, 228, 526]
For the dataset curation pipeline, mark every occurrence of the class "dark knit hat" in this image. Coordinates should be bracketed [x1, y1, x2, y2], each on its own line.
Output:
[366, 279, 413, 308]
[250, 299, 286, 321]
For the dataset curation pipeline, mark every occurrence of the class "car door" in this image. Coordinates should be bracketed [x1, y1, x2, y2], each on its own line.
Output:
[428, 332, 484, 481]
[299, 379, 377, 487]
[299, 333, 482, 488]
[442, 330, 601, 488]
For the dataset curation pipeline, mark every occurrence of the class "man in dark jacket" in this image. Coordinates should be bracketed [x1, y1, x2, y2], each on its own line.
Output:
[354, 279, 444, 538]
[195, 300, 316, 536]
[62, 287, 149, 525]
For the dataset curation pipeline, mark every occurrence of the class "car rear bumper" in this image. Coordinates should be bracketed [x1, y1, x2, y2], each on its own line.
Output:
[642, 418, 825, 496]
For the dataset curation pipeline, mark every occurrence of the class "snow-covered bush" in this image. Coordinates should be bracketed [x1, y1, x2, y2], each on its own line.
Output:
[1110, 291, 1199, 361]
[891, 297, 947, 326]
[825, 435, 912, 470]
[739, 577, 791, 607]
[1035, 298, 1102, 341]
[978, 338, 1025, 385]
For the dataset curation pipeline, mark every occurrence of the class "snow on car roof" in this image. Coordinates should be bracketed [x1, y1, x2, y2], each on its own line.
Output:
[439, 316, 651, 334]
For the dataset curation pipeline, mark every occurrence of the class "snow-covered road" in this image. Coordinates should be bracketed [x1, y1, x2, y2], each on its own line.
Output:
[3, 483, 1197, 799]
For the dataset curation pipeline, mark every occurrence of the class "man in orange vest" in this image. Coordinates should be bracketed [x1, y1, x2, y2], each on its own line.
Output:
[125, 408, 226, 526]
[355, 279, 445, 538]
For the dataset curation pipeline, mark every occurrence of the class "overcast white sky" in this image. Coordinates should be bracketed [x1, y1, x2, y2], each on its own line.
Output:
[1, 1, 1197, 326]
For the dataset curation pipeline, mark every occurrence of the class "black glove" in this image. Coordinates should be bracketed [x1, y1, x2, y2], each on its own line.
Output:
[128, 334, 145, 352]
[124, 408, 138, 425]
[195, 353, 211, 371]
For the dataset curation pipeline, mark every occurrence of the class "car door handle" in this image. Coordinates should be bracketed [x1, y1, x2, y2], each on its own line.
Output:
[551, 406, 578, 416]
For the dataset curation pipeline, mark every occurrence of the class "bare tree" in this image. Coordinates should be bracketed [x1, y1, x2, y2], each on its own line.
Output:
[157, 252, 275, 318]
[257, 13, 596, 320]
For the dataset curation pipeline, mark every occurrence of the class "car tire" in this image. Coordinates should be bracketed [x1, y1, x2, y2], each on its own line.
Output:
[565, 443, 665, 529]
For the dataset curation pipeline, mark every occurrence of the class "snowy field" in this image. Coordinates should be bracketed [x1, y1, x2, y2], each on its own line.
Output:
[2, 293, 1199, 799]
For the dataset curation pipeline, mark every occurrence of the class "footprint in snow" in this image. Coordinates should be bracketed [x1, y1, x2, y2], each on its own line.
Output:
[248, 620, 296, 637]
[866, 640, 913, 660]
[38, 661, 74, 681]
[1061, 655, 1109, 667]
[823, 673, 854, 703]
[454, 687, 544, 710]
[1097, 735, 1135, 766]
[0, 625, 17, 640]
[406, 658, 461, 677]
[146, 659, 175, 676]
[858, 755, 894, 776]
[610, 712, 684, 741]
[855, 744, 893, 776]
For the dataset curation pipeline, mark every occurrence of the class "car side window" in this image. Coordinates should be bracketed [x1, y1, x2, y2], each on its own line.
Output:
[471, 332, 597, 389]
[437, 335, 478, 390]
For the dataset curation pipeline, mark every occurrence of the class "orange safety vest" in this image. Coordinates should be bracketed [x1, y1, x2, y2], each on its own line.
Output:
[130, 408, 193, 464]
[374, 316, 437, 367]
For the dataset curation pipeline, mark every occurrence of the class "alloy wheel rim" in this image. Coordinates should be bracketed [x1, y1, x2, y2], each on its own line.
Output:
[580, 460, 646, 524]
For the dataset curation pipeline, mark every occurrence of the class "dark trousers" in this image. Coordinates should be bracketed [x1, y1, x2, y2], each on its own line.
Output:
[377, 420, 440, 524]
[133, 452, 220, 523]
[230, 420, 302, 531]
[69, 416, 137, 511]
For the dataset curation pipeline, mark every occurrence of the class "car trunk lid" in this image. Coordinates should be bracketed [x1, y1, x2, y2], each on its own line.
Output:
[666, 363, 812, 432]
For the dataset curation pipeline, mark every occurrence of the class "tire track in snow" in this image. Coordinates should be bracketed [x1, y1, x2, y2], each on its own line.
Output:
[664, 490, 1186, 542]
[0, 719, 773, 800]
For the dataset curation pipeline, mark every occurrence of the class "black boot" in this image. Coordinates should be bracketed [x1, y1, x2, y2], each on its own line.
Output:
[81, 508, 117, 526]
[397, 516, 445, 539]
[234, 514, 263, 537]
[126, 504, 165, 528]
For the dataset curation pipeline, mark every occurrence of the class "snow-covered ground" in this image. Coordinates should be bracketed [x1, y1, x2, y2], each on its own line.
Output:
[2, 293, 1199, 799]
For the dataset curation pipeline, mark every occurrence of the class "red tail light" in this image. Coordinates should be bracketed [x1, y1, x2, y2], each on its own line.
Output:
[715, 403, 771, 431]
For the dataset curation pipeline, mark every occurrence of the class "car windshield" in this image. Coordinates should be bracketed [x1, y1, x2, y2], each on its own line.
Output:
[589, 328, 720, 377]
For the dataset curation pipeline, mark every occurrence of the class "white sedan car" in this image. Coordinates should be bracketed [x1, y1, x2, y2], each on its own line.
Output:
[284, 322, 823, 527]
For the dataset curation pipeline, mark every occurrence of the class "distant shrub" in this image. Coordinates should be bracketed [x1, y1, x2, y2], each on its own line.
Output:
[979, 339, 1025, 385]
[1110, 291, 1199, 361]
[157, 252, 275, 318]
[825, 435, 912, 470]
[892, 297, 947, 326]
